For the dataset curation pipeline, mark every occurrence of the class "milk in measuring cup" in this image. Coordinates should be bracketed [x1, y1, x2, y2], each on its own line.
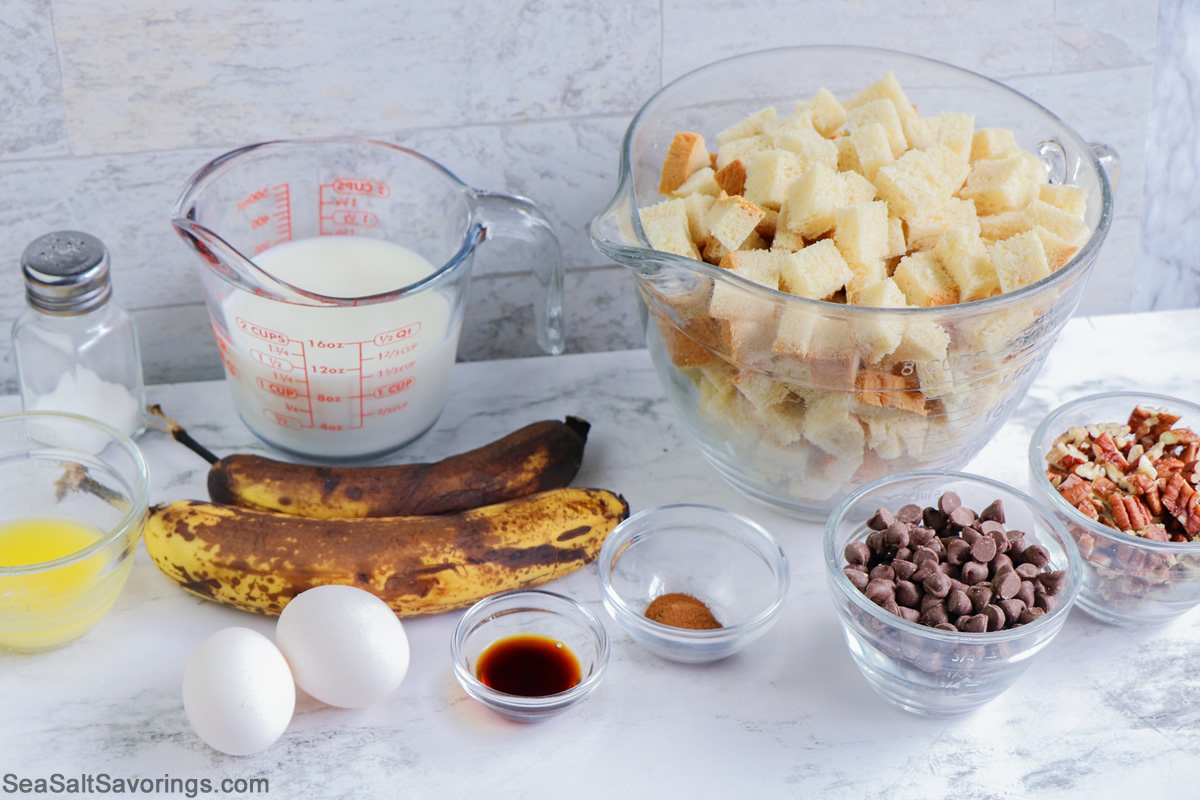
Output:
[217, 236, 458, 459]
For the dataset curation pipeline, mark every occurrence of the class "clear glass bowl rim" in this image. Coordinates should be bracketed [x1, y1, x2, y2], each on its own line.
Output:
[450, 589, 611, 712]
[0, 410, 150, 576]
[597, 503, 791, 643]
[824, 469, 1082, 644]
[1029, 390, 1200, 557]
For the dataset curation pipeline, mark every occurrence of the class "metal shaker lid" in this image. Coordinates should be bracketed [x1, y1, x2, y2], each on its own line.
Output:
[21, 231, 113, 314]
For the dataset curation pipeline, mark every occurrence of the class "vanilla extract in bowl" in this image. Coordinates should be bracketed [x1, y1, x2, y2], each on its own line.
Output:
[475, 634, 582, 697]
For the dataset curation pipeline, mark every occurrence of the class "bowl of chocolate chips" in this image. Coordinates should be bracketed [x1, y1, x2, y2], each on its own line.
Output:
[824, 471, 1081, 716]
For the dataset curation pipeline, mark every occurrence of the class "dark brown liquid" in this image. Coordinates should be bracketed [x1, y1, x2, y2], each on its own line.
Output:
[476, 634, 582, 697]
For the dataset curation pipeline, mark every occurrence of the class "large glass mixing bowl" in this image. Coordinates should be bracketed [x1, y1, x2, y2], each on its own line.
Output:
[590, 46, 1116, 519]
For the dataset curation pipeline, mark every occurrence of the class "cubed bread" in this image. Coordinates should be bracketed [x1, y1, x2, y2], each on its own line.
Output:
[671, 166, 721, 198]
[892, 250, 959, 306]
[771, 200, 807, 252]
[759, 396, 807, 447]
[988, 229, 1050, 292]
[773, 124, 839, 171]
[756, 207, 779, 238]
[849, 122, 896, 181]
[835, 136, 862, 174]
[845, 72, 917, 121]
[681, 192, 717, 243]
[855, 369, 928, 416]
[803, 391, 867, 462]
[1038, 183, 1088, 219]
[845, 260, 890, 302]
[705, 192, 767, 250]
[931, 228, 999, 302]
[727, 317, 779, 370]
[701, 229, 766, 266]
[709, 251, 784, 320]
[979, 208, 1030, 243]
[851, 277, 908, 361]
[846, 98, 907, 160]
[934, 112, 975, 160]
[658, 132, 711, 195]
[1032, 225, 1079, 271]
[717, 106, 779, 145]
[715, 134, 773, 170]
[860, 406, 930, 459]
[733, 369, 791, 411]
[901, 114, 936, 151]
[796, 87, 848, 137]
[843, 170, 879, 205]
[1022, 198, 1091, 247]
[885, 215, 907, 258]
[970, 127, 1020, 162]
[745, 149, 806, 211]
[640, 198, 701, 260]
[905, 196, 980, 253]
[779, 239, 853, 299]
[785, 164, 848, 238]
[834, 200, 890, 267]
[873, 148, 954, 222]
[714, 159, 747, 196]
[959, 305, 1037, 357]
[959, 155, 1039, 215]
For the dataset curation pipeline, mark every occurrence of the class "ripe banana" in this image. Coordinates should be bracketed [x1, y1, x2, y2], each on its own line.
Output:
[207, 417, 590, 518]
[145, 487, 628, 617]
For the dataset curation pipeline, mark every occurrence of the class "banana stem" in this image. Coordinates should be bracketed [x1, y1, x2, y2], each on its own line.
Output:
[145, 404, 221, 465]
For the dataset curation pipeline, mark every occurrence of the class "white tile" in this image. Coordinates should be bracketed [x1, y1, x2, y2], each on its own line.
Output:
[1078, 216, 1141, 316]
[51, 0, 659, 155]
[662, 0, 1055, 82]
[0, 0, 70, 159]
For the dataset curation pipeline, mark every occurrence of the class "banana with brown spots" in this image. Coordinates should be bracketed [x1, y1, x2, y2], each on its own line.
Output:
[144, 487, 628, 617]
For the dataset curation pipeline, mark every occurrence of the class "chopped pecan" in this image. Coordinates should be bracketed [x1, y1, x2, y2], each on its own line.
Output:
[1123, 495, 1153, 531]
[1093, 431, 1130, 470]
[1108, 491, 1133, 532]
[1058, 473, 1091, 507]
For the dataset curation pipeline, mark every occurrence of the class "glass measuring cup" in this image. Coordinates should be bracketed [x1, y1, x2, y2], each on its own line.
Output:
[173, 137, 564, 460]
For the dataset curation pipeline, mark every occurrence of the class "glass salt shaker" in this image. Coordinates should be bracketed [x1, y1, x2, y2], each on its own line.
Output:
[12, 231, 146, 438]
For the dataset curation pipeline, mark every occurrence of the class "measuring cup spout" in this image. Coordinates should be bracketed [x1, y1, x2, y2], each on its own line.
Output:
[171, 213, 313, 303]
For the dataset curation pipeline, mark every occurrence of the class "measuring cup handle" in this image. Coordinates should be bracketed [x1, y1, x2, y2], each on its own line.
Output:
[474, 191, 565, 356]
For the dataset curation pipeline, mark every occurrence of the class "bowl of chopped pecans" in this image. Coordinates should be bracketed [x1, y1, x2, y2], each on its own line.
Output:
[1029, 392, 1200, 625]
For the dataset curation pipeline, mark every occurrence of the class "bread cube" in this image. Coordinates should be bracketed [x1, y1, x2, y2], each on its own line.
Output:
[773, 124, 839, 171]
[708, 250, 785, 320]
[873, 148, 954, 222]
[905, 196, 980, 253]
[934, 112, 975, 160]
[714, 159, 747, 196]
[834, 200, 890, 267]
[756, 207, 779, 238]
[716, 134, 773, 170]
[785, 164, 847, 238]
[845, 72, 917, 121]
[771, 200, 807, 252]
[843, 170, 879, 205]
[855, 369, 928, 416]
[1033, 225, 1079, 271]
[717, 106, 779, 145]
[849, 122, 895, 181]
[845, 260, 890, 302]
[640, 198, 701, 260]
[1022, 198, 1091, 247]
[860, 407, 930, 459]
[705, 192, 767, 250]
[893, 250, 959, 306]
[796, 88, 848, 137]
[886, 215, 907, 258]
[959, 305, 1037, 357]
[681, 193, 716, 243]
[658, 132, 711, 194]
[727, 317, 779, 370]
[970, 127, 1020, 162]
[779, 239, 853, 299]
[902, 115, 936, 151]
[745, 149, 806, 211]
[846, 99, 907, 160]
[671, 166, 721, 198]
[931, 228, 999, 302]
[835, 136, 862, 174]
[888, 318, 951, 393]
[803, 391, 867, 462]
[1038, 183, 1088, 219]
[989, 229, 1050, 292]
[851, 277, 908, 361]
[979, 208, 1030, 243]
[701, 229, 766, 266]
[759, 396, 808, 447]
[959, 155, 1039, 215]
[733, 369, 790, 411]
[774, 311, 858, 389]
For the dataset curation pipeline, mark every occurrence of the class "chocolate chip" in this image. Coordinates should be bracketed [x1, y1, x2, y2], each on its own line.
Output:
[980, 499, 1005, 523]
[867, 507, 896, 531]
[895, 579, 922, 608]
[949, 505, 977, 529]
[938, 492, 962, 515]
[912, 547, 939, 566]
[1035, 590, 1057, 613]
[911, 562, 939, 583]
[1016, 580, 1036, 608]
[980, 519, 1006, 536]
[993, 571, 1021, 600]
[960, 561, 989, 585]
[920, 604, 950, 627]
[897, 606, 920, 623]
[989, 553, 1014, 578]
[923, 507, 948, 532]
[1015, 562, 1041, 580]
[970, 536, 997, 563]
[896, 504, 924, 524]
[1038, 570, 1067, 596]
[866, 531, 885, 553]
[966, 584, 994, 612]
[844, 541, 871, 565]
[946, 588, 972, 618]
[892, 559, 918, 581]
[865, 579, 895, 605]
[934, 622, 958, 632]
[923, 572, 952, 598]
[956, 614, 988, 633]
[1021, 544, 1051, 569]
[982, 604, 1007, 631]
[909, 527, 937, 547]
[1017, 607, 1045, 625]
[869, 564, 896, 583]
[945, 537, 972, 566]
[844, 567, 869, 591]
[883, 521, 911, 550]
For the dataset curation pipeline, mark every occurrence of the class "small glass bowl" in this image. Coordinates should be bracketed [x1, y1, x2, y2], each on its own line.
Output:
[824, 471, 1080, 716]
[1029, 391, 1200, 625]
[0, 412, 150, 653]
[597, 504, 790, 664]
[451, 589, 609, 722]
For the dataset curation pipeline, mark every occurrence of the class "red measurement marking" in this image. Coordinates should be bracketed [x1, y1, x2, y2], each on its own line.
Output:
[374, 323, 421, 346]
[256, 377, 299, 399]
[263, 409, 304, 429]
[237, 187, 270, 211]
[251, 349, 294, 372]
[331, 178, 391, 198]
[236, 317, 289, 345]
[372, 377, 415, 398]
[328, 210, 378, 228]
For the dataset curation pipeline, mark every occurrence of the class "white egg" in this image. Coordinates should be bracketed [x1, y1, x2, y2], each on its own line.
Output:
[275, 585, 410, 709]
[182, 627, 295, 756]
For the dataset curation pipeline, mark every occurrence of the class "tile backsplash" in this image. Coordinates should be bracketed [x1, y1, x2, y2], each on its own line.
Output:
[0, 0, 1178, 389]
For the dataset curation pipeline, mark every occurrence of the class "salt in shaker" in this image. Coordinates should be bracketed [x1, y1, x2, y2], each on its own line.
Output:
[12, 231, 146, 438]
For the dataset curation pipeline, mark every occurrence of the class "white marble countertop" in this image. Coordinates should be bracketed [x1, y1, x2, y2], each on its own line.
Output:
[4, 308, 1200, 799]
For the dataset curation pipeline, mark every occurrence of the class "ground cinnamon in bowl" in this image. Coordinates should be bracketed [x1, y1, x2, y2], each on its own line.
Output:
[644, 593, 722, 630]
